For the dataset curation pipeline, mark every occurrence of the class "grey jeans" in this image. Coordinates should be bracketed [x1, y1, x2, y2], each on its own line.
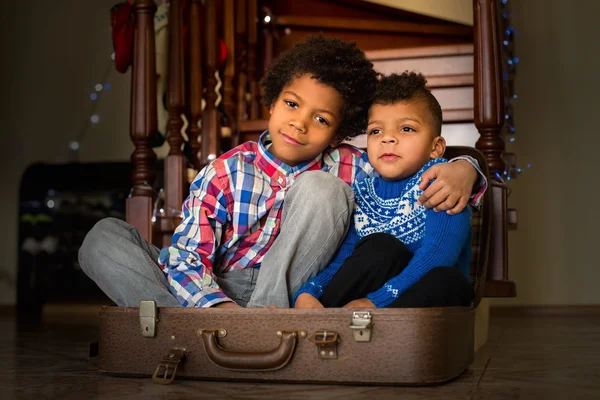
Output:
[78, 171, 354, 308]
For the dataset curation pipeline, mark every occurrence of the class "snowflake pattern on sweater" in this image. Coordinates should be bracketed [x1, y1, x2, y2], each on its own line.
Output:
[353, 158, 446, 243]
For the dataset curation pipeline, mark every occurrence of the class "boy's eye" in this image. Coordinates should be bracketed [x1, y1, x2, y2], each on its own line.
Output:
[285, 100, 298, 108]
[401, 126, 416, 132]
[369, 129, 381, 135]
[315, 116, 330, 126]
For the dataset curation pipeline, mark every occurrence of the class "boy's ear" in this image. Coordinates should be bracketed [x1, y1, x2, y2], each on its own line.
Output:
[269, 103, 274, 115]
[430, 136, 446, 158]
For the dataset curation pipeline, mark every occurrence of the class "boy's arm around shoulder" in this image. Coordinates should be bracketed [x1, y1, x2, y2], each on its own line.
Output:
[418, 156, 487, 214]
[160, 161, 235, 308]
[366, 206, 472, 308]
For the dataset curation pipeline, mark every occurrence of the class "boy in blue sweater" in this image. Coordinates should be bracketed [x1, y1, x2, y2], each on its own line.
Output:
[294, 72, 474, 309]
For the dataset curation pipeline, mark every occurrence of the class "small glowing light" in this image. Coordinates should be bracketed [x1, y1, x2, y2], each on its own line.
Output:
[527, 163, 532, 169]
[507, 176, 511, 181]
[513, 94, 518, 99]
[111, 52, 116, 60]
[104, 83, 111, 90]
[508, 59, 513, 65]
[69, 141, 80, 150]
[264, 15, 271, 23]
[513, 57, 520, 64]
[151, 216, 156, 223]
[509, 137, 516, 142]
[95, 84, 104, 92]
[505, 114, 510, 120]
[90, 93, 98, 100]
[159, 208, 165, 214]
[47, 200, 55, 208]
[517, 168, 522, 173]
[208, 154, 216, 161]
[90, 114, 100, 123]
[503, 40, 509, 46]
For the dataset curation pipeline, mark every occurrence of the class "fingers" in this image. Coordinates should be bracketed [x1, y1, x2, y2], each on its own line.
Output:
[421, 184, 450, 209]
[433, 192, 461, 212]
[418, 179, 443, 206]
[446, 196, 469, 215]
[419, 166, 439, 190]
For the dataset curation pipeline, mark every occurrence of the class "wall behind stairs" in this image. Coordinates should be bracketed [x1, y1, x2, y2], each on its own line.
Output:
[0, 0, 134, 305]
[494, 0, 600, 305]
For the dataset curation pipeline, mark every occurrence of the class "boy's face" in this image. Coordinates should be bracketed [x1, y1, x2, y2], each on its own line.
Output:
[268, 74, 342, 166]
[367, 101, 445, 180]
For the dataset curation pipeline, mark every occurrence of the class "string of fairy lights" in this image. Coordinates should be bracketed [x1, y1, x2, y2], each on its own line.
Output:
[500, 0, 528, 182]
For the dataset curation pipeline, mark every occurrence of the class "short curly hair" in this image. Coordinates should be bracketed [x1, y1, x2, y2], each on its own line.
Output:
[261, 35, 378, 140]
[373, 72, 443, 136]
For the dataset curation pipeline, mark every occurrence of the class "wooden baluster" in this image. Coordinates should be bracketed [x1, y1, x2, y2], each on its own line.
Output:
[156, 0, 187, 246]
[201, 0, 221, 164]
[247, 0, 260, 119]
[222, 0, 236, 139]
[260, 6, 274, 119]
[234, 0, 248, 146]
[127, 0, 158, 243]
[189, 0, 203, 170]
[473, 0, 516, 297]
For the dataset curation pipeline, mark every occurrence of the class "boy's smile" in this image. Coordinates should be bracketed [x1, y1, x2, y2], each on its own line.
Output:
[268, 74, 342, 166]
[367, 101, 445, 180]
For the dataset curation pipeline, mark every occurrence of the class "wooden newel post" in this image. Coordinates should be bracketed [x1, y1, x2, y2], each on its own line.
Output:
[473, 0, 516, 297]
[189, 0, 204, 170]
[201, 0, 221, 165]
[127, 0, 158, 243]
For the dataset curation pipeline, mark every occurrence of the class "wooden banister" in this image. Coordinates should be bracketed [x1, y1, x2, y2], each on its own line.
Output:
[189, 0, 204, 170]
[223, 0, 236, 130]
[473, 0, 516, 297]
[127, 0, 158, 243]
[234, 0, 249, 146]
[247, 0, 260, 119]
[201, 0, 221, 164]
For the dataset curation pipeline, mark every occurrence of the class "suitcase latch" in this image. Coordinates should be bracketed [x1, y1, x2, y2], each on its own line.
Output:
[140, 300, 158, 338]
[349, 311, 373, 342]
[309, 330, 339, 359]
[152, 348, 187, 385]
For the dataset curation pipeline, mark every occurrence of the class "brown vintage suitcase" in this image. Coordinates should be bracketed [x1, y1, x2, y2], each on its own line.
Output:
[98, 305, 474, 385]
[95, 147, 491, 385]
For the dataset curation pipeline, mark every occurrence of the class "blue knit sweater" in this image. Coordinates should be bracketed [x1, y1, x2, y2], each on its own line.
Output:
[294, 158, 472, 308]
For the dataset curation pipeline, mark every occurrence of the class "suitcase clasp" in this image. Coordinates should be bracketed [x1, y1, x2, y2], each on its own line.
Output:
[349, 311, 373, 342]
[152, 348, 187, 385]
[140, 300, 158, 338]
[309, 330, 339, 359]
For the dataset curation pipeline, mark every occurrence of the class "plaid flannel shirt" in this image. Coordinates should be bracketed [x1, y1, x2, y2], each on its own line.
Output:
[158, 131, 487, 307]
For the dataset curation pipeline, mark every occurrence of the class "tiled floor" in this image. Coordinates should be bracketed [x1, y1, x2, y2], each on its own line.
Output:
[1, 305, 599, 399]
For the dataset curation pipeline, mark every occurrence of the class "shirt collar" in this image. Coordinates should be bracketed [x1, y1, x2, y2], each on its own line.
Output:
[256, 131, 323, 187]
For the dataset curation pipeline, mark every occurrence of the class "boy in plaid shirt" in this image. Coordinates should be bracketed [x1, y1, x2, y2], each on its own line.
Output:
[79, 36, 486, 308]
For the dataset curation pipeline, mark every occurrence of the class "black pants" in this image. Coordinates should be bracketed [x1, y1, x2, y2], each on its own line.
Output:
[320, 233, 474, 308]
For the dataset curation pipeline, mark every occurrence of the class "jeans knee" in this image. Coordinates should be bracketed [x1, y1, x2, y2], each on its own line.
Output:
[78, 218, 123, 274]
[293, 171, 354, 207]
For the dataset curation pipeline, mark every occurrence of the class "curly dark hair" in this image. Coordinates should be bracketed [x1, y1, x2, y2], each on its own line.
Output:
[373, 72, 443, 136]
[260, 35, 378, 140]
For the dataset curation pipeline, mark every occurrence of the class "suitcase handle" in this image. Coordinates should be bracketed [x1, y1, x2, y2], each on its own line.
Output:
[199, 329, 298, 371]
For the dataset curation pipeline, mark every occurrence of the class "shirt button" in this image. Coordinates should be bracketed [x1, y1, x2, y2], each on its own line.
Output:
[277, 177, 284, 185]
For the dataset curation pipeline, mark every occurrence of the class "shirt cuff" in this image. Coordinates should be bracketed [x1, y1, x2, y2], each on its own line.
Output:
[449, 155, 488, 209]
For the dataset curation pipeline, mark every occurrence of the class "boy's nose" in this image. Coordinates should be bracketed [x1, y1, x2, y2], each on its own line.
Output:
[380, 136, 396, 144]
[289, 120, 306, 133]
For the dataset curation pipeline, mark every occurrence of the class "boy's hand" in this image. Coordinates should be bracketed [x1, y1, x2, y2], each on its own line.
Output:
[294, 293, 324, 308]
[213, 301, 241, 308]
[343, 298, 375, 308]
[418, 160, 477, 215]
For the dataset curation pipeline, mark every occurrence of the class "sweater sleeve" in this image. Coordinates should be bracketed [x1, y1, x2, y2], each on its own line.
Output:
[292, 227, 359, 306]
[366, 206, 472, 308]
